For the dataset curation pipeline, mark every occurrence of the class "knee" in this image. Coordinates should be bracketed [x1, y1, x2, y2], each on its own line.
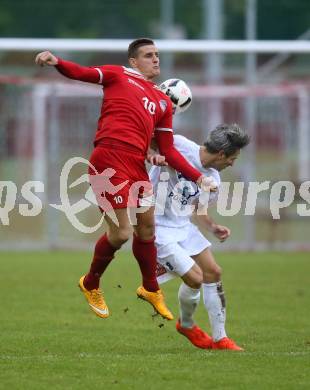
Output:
[135, 222, 155, 241]
[213, 265, 222, 280]
[108, 227, 131, 247]
[203, 265, 222, 282]
[185, 268, 203, 289]
[117, 228, 131, 243]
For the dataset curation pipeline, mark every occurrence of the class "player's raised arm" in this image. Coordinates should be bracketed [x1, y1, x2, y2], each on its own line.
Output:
[154, 129, 200, 181]
[154, 130, 217, 192]
[35, 51, 101, 84]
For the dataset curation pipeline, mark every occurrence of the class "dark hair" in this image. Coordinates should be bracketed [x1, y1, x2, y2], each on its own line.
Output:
[128, 38, 155, 58]
[204, 123, 250, 156]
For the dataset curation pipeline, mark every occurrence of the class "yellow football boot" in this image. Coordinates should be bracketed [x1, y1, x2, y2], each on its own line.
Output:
[78, 275, 109, 318]
[136, 286, 174, 320]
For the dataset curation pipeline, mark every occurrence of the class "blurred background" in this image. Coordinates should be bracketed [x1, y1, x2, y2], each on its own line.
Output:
[0, 0, 309, 251]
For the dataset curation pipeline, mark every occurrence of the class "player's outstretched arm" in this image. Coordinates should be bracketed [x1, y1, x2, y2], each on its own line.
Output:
[154, 130, 217, 192]
[155, 129, 201, 182]
[35, 51, 101, 84]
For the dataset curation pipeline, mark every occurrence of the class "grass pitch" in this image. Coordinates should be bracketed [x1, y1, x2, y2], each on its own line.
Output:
[0, 251, 309, 389]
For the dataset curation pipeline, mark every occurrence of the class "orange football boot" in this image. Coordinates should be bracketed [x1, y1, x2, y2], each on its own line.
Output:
[176, 320, 213, 349]
[78, 275, 109, 318]
[212, 337, 244, 351]
[136, 286, 174, 320]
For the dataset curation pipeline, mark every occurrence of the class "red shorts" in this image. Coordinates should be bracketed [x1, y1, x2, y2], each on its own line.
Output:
[88, 141, 152, 211]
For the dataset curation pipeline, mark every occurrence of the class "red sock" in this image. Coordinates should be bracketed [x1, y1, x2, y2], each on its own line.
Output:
[83, 234, 118, 290]
[132, 234, 159, 292]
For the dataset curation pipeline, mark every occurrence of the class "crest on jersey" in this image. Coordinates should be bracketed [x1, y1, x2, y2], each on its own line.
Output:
[159, 99, 167, 112]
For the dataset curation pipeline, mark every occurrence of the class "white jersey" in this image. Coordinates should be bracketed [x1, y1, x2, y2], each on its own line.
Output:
[149, 134, 221, 228]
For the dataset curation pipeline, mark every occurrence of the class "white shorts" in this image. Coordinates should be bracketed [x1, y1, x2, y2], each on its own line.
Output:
[155, 223, 211, 284]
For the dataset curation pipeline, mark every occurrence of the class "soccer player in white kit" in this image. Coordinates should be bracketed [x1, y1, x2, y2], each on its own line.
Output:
[149, 123, 250, 350]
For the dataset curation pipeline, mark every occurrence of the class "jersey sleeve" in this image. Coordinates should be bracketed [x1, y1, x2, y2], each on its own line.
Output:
[56, 58, 102, 84]
[55, 60, 120, 85]
[96, 65, 121, 86]
[154, 130, 201, 182]
[155, 98, 173, 133]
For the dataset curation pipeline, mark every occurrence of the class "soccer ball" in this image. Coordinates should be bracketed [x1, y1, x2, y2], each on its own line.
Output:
[159, 78, 192, 114]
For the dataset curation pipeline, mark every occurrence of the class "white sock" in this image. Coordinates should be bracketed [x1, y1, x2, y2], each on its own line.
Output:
[178, 282, 201, 328]
[202, 282, 227, 341]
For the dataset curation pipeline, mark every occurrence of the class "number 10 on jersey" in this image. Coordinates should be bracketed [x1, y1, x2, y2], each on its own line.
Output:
[142, 97, 156, 115]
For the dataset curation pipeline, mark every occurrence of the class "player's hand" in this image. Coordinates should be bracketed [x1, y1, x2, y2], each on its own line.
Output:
[212, 225, 231, 242]
[197, 175, 218, 192]
[35, 51, 58, 66]
[147, 153, 168, 166]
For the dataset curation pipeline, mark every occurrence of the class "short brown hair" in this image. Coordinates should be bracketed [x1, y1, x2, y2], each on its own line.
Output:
[128, 38, 155, 58]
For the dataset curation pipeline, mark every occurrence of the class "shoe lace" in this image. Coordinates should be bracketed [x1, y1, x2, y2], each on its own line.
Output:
[90, 289, 104, 305]
[149, 289, 163, 303]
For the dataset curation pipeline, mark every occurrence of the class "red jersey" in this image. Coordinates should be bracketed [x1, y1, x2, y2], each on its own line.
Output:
[95, 65, 173, 154]
[55, 58, 201, 182]
[57, 60, 172, 155]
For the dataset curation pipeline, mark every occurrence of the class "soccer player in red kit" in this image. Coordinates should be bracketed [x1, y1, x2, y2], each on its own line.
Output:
[35, 38, 212, 321]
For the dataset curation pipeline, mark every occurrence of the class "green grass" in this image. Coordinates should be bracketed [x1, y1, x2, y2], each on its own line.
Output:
[0, 251, 309, 389]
